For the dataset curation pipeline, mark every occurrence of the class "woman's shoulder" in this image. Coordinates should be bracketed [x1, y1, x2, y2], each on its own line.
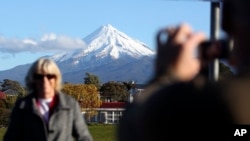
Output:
[58, 92, 78, 104]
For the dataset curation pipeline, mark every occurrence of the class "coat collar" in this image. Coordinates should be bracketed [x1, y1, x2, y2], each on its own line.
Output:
[28, 92, 71, 111]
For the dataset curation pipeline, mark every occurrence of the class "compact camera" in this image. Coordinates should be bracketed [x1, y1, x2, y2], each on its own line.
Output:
[198, 39, 233, 61]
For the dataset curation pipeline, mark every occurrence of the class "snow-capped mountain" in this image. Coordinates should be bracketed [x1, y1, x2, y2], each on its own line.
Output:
[0, 24, 156, 84]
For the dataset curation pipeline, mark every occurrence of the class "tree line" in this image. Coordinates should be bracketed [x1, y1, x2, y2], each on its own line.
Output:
[0, 62, 234, 127]
[0, 72, 137, 127]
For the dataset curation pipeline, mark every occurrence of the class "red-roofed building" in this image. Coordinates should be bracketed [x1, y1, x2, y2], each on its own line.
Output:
[83, 102, 127, 124]
[0, 91, 6, 99]
[99, 102, 126, 109]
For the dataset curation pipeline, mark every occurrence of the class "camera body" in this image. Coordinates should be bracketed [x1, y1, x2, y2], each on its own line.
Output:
[199, 39, 233, 61]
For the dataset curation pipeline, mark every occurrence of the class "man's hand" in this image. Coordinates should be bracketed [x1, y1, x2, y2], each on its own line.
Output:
[155, 23, 207, 81]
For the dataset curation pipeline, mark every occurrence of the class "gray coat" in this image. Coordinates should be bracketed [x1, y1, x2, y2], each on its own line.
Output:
[4, 92, 93, 141]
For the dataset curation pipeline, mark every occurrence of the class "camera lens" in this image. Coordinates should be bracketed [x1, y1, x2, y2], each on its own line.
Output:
[199, 39, 233, 60]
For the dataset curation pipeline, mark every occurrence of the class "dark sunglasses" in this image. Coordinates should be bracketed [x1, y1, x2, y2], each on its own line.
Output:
[33, 74, 56, 80]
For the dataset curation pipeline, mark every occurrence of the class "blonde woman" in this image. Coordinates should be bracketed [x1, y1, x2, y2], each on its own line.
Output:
[4, 58, 93, 141]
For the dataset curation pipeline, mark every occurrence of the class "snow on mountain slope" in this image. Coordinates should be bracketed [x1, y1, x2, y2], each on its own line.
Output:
[51, 24, 155, 63]
[83, 24, 154, 59]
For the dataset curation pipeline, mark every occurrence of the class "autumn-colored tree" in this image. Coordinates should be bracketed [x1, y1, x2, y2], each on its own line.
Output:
[0, 107, 10, 127]
[62, 83, 102, 121]
[5, 95, 19, 109]
[0, 98, 11, 127]
[0, 99, 6, 108]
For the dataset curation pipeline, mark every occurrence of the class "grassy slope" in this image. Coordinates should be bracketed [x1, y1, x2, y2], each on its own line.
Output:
[0, 124, 118, 141]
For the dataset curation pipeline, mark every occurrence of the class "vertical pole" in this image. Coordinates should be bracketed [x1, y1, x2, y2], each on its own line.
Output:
[209, 2, 221, 81]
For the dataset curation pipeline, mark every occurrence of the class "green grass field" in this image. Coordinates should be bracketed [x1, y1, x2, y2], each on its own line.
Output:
[0, 128, 5, 141]
[0, 124, 118, 141]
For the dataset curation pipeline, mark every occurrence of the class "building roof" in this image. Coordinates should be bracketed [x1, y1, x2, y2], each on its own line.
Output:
[100, 102, 126, 108]
[0, 91, 6, 99]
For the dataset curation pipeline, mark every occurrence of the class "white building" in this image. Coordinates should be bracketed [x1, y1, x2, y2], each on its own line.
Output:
[83, 84, 146, 124]
[83, 102, 126, 124]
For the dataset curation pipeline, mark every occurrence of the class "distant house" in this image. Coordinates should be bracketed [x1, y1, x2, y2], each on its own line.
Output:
[83, 102, 127, 124]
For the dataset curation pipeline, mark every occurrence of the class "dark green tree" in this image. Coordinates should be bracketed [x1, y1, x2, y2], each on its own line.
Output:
[219, 62, 234, 80]
[1, 79, 26, 97]
[100, 81, 128, 102]
[120, 80, 136, 91]
[84, 73, 102, 90]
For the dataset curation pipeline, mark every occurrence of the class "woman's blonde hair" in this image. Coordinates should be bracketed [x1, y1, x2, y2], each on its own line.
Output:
[25, 57, 62, 93]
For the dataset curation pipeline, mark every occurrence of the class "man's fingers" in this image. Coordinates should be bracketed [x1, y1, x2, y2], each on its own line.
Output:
[184, 32, 207, 54]
[174, 23, 193, 44]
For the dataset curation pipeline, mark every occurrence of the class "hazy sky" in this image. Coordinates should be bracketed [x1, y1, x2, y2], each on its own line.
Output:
[0, 0, 214, 71]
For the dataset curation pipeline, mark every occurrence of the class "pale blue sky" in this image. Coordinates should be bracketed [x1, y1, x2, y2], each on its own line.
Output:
[0, 0, 213, 71]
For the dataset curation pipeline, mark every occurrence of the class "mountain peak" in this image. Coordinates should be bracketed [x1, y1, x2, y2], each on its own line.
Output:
[84, 24, 121, 43]
[82, 24, 154, 60]
[102, 24, 116, 30]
